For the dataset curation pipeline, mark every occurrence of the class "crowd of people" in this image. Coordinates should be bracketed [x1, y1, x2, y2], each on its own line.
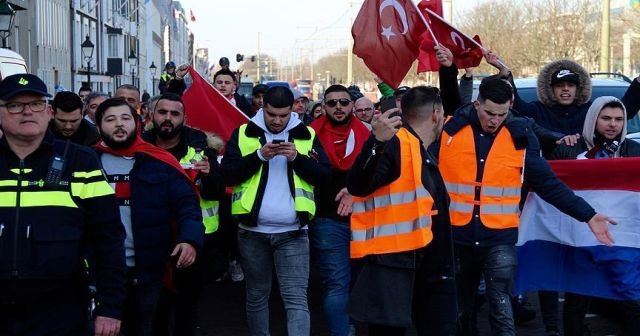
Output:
[0, 43, 639, 336]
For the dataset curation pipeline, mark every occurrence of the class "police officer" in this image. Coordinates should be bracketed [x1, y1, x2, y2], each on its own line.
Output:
[0, 74, 126, 335]
[159, 61, 178, 94]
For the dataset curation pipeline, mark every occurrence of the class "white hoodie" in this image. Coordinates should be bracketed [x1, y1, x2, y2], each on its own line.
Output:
[240, 109, 305, 233]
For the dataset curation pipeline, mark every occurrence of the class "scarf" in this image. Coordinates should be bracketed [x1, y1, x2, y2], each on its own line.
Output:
[94, 136, 191, 181]
[95, 136, 194, 292]
[310, 115, 370, 171]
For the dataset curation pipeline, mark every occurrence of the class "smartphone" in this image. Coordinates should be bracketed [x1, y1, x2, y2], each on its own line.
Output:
[272, 139, 285, 144]
[380, 97, 397, 112]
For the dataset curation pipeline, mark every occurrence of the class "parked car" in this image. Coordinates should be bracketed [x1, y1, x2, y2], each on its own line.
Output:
[0, 48, 27, 80]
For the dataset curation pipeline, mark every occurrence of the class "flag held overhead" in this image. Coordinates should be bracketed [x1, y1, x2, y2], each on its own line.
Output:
[352, 0, 426, 89]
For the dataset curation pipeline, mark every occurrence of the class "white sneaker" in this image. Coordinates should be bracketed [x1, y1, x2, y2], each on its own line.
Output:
[229, 260, 244, 282]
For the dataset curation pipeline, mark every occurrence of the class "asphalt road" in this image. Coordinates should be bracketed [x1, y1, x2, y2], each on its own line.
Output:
[194, 272, 622, 336]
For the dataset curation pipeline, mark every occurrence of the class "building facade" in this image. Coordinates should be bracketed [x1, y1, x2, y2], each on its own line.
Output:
[3, 0, 192, 97]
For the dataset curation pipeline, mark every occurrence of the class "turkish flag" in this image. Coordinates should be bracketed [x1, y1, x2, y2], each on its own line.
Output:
[352, 0, 426, 89]
[417, 6, 484, 72]
[419, 0, 443, 17]
[182, 67, 249, 143]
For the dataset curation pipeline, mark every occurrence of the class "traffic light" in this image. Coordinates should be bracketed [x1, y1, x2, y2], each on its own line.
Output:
[236, 53, 244, 62]
[250, 56, 256, 62]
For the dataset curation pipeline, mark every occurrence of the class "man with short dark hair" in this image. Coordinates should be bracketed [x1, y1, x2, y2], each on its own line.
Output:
[251, 83, 269, 117]
[213, 69, 251, 116]
[94, 97, 204, 336]
[78, 85, 92, 102]
[438, 77, 617, 336]
[221, 86, 330, 335]
[309, 84, 370, 335]
[348, 86, 456, 335]
[0, 73, 126, 336]
[50, 91, 100, 145]
[143, 92, 225, 336]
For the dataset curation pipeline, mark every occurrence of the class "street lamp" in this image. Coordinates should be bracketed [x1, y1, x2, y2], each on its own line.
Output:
[149, 61, 157, 95]
[0, 1, 16, 49]
[81, 35, 94, 89]
[127, 50, 137, 85]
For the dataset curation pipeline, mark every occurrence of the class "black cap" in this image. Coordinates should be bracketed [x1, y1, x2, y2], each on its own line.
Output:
[551, 69, 579, 86]
[219, 57, 230, 67]
[252, 84, 268, 96]
[394, 85, 410, 97]
[0, 73, 51, 100]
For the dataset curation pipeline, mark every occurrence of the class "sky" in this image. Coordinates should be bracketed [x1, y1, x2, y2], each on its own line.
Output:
[180, 0, 484, 70]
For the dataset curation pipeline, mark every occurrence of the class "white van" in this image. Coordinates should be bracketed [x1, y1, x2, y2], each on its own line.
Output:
[0, 48, 27, 80]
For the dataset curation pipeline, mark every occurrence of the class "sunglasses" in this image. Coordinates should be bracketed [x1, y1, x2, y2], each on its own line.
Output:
[324, 98, 351, 108]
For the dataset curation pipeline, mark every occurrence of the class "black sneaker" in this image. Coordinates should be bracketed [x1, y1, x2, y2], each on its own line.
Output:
[513, 296, 536, 325]
[546, 326, 560, 336]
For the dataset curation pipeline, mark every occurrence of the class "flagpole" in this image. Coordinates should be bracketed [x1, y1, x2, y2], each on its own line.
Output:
[410, 1, 439, 45]
[422, 7, 509, 70]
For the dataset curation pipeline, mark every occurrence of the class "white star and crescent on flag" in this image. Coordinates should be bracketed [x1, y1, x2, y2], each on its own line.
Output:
[379, 0, 410, 41]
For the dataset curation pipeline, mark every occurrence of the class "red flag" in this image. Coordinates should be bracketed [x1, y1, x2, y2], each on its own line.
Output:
[417, 5, 483, 72]
[352, 0, 426, 89]
[190, 9, 196, 22]
[183, 67, 249, 143]
[419, 0, 443, 17]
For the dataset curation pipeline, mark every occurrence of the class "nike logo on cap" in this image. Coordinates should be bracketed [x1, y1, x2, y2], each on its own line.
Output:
[556, 69, 574, 78]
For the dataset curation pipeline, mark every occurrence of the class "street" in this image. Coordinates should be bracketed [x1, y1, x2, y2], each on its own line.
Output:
[194, 272, 622, 336]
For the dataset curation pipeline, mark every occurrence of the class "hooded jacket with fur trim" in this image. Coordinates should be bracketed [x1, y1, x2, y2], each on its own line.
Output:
[511, 59, 640, 136]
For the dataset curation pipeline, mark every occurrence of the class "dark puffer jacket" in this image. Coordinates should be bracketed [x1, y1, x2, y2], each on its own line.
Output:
[511, 59, 640, 136]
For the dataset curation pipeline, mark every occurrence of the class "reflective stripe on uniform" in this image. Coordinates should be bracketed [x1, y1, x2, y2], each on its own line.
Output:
[70, 180, 115, 199]
[444, 182, 474, 195]
[482, 186, 521, 197]
[480, 204, 519, 215]
[449, 201, 473, 213]
[294, 188, 314, 201]
[0, 191, 77, 208]
[351, 216, 432, 242]
[353, 187, 430, 214]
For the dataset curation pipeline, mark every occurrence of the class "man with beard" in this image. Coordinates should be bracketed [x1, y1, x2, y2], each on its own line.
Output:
[94, 97, 204, 336]
[354, 96, 375, 125]
[50, 91, 100, 145]
[142, 92, 225, 336]
[347, 86, 456, 335]
[221, 86, 330, 336]
[308, 84, 371, 335]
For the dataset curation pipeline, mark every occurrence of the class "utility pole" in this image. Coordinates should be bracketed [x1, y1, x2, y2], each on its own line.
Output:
[599, 0, 610, 72]
[256, 32, 261, 83]
[347, 1, 356, 85]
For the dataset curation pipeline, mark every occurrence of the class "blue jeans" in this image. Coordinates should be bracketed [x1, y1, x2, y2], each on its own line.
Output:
[310, 217, 351, 336]
[238, 228, 310, 336]
[455, 244, 517, 336]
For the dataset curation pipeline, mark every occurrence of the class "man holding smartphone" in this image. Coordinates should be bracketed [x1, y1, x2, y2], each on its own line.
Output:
[221, 86, 330, 335]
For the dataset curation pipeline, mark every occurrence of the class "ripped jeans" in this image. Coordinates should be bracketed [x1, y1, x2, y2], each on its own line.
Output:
[455, 244, 517, 336]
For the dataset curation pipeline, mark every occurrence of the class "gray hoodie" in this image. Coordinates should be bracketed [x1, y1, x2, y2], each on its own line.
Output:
[581, 96, 627, 158]
[242, 109, 304, 233]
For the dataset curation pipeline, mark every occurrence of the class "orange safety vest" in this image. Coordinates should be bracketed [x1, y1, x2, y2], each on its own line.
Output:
[350, 128, 437, 258]
[439, 125, 524, 229]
